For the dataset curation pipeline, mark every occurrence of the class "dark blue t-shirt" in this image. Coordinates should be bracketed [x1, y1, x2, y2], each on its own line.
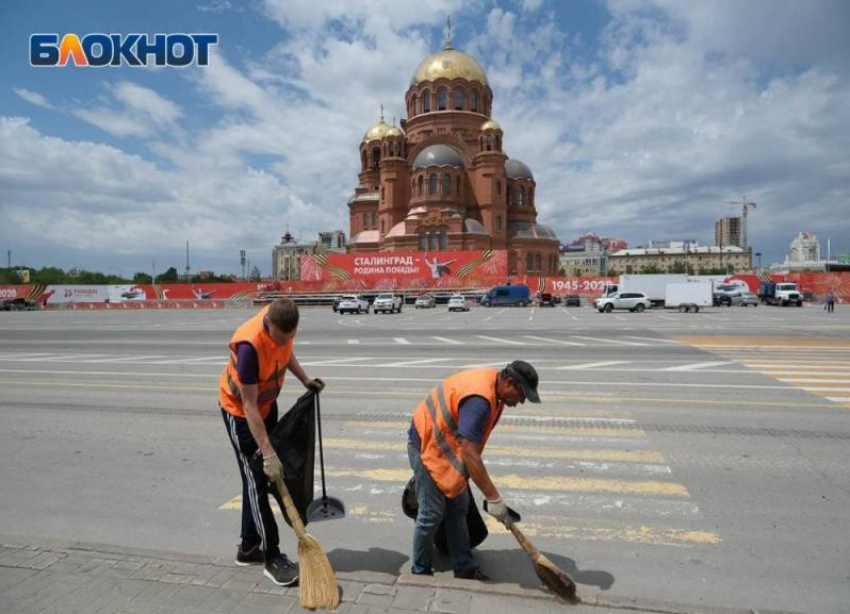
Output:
[409, 395, 491, 450]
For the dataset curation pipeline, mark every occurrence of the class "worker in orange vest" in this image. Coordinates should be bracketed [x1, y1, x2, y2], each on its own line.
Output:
[407, 360, 540, 580]
[219, 298, 324, 587]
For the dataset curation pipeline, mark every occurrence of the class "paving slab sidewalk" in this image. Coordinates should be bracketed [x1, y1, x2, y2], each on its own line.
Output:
[0, 536, 798, 614]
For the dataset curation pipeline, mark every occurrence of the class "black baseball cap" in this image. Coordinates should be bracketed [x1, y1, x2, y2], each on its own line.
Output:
[505, 360, 540, 403]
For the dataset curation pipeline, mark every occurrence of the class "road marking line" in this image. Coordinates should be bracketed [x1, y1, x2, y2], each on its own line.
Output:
[380, 358, 449, 368]
[778, 379, 850, 384]
[825, 396, 850, 402]
[321, 438, 663, 462]
[614, 315, 627, 321]
[349, 421, 648, 438]
[755, 371, 850, 377]
[347, 339, 360, 345]
[302, 357, 373, 366]
[432, 336, 464, 345]
[324, 468, 689, 497]
[83, 355, 170, 363]
[558, 361, 631, 370]
[664, 361, 731, 372]
[523, 335, 585, 346]
[625, 336, 681, 344]
[393, 338, 411, 345]
[742, 363, 850, 369]
[476, 335, 526, 346]
[37, 354, 111, 362]
[570, 335, 646, 346]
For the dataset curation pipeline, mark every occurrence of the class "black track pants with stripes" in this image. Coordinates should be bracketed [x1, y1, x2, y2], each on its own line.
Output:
[221, 404, 287, 562]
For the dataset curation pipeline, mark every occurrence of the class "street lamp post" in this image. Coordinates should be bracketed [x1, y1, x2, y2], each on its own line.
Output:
[755, 252, 762, 273]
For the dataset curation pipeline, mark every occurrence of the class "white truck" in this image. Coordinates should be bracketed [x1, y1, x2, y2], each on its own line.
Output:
[372, 293, 403, 314]
[604, 274, 689, 306]
[664, 281, 713, 313]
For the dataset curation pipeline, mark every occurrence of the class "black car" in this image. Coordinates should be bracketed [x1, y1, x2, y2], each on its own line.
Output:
[713, 293, 732, 307]
[0, 298, 38, 311]
[331, 296, 342, 312]
[563, 294, 581, 307]
[539, 293, 556, 307]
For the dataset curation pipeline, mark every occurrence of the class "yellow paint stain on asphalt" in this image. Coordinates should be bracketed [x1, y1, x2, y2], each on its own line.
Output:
[347, 420, 647, 438]
[219, 497, 393, 523]
[675, 336, 850, 348]
[323, 468, 689, 497]
[483, 517, 720, 546]
[323, 438, 665, 463]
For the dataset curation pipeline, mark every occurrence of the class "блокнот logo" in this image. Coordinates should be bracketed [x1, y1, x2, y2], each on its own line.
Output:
[30, 33, 218, 67]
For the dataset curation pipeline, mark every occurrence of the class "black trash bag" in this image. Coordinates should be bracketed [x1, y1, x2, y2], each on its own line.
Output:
[402, 477, 489, 553]
[250, 390, 315, 527]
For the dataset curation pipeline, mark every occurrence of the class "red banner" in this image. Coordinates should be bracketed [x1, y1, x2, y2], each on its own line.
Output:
[300, 250, 507, 291]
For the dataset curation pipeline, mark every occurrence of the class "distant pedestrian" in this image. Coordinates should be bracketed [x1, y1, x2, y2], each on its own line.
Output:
[219, 298, 325, 587]
[825, 291, 835, 313]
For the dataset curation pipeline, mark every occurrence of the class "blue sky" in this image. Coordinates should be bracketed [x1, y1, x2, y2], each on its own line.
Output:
[2, 0, 849, 277]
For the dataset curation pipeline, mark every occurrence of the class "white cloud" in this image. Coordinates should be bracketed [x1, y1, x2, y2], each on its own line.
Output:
[13, 87, 52, 109]
[72, 81, 182, 138]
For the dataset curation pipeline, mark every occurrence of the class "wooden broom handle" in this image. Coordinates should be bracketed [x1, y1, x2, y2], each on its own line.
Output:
[272, 474, 307, 539]
[506, 519, 540, 559]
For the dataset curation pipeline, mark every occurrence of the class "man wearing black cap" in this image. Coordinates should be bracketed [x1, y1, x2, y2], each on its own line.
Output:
[407, 360, 540, 580]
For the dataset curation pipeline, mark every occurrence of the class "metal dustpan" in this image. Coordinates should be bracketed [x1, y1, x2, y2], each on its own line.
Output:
[306, 389, 346, 522]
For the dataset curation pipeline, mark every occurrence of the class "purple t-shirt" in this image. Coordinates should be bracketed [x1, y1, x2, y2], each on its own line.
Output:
[408, 395, 491, 450]
[235, 342, 259, 385]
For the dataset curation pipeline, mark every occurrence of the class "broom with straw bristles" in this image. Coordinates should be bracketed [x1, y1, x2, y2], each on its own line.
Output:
[271, 474, 339, 610]
[505, 518, 580, 604]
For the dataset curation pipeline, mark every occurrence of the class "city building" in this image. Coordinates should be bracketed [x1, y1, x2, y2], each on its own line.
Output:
[787, 231, 820, 263]
[608, 242, 751, 275]
[347, 26, 560, 276]
[558, 232, 627, 276]
[272, 231, 347, 281]
[715, 216, 742, 248]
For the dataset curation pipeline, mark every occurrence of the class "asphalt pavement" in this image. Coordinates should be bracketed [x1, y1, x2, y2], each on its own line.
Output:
[1, 302, 848, 613]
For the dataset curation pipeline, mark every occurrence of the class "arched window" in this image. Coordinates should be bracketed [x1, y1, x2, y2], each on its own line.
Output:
[454, 89, 464, 110]
[440, 229, 448, 250]
[456, 175, 461, 196]
[423, 90, 431, 113]
[535, 254, 541, 271]
[362, 213, 368, 229]
[411, 95, 417, 116]
[507, 185, 513, 206]
[381, 186, 385, 201]
[429, 232, 439, 251]
[429, 173, 438, 195]
[486, 134, 493, 151]
[526, 253, 533, 271]
[496, 215, 502, 232]
[371, 148, 380, 169]
[441, 173, 451, 196]
[419, 232, 427, 250]
[418, 175, 424, 197]
[518, 186, 525, 207]
[496, 180, 502, 196]
[371, 212, 377, 228]
[437, 89, 447, 111]
[471, 90, 478, 112]
[381, 219, 385, 234]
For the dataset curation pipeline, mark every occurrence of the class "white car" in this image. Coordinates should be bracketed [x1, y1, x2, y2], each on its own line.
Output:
[447, 295, 469, 312]
[414, 295, 436, 309]
[338, 295, 369, 314]
[594, 292, 651, 313]
[373, 293, 403, 314]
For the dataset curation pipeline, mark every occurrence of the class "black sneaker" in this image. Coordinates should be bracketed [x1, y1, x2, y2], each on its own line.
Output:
[235, 543, 264, 566]
[264, 554, 299, 587]
[454, 568, 490, 581]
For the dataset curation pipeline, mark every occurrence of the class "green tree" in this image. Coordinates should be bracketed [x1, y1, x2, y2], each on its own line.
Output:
[133, 272, 153, 284]
[249, 265, 262, 281]
[156, 267, 179, 283]
[641, 264, 662, 274]
[32, 267, 68, 284]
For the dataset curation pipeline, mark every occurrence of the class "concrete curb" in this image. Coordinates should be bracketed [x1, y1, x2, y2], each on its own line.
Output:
[0, 534, 801, 614]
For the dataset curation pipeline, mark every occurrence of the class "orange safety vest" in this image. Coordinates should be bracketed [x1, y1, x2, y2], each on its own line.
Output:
[412, 368, 504, 498]
[219, 306, 293, 418]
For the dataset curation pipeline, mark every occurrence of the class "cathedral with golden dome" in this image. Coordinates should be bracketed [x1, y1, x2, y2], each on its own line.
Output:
[347, 24, 560, 277]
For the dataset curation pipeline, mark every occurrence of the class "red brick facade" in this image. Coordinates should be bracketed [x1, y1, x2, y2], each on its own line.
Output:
[348, 42, 560, 277]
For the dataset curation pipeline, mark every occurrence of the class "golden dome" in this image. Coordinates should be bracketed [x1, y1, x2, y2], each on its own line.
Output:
[362, 119, 394, 144]
[386, 125, 405, 137]
[410, 48, 489, 87]
[481, 119, 502, 132]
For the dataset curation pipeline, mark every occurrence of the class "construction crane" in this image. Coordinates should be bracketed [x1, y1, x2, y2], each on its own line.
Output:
[714, 197, 757, 250]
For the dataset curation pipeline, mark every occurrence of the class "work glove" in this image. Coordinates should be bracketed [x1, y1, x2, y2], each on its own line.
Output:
[262, 452, 284, 481]
[306, 377, 325, 393]
[485, 496, 509, 524]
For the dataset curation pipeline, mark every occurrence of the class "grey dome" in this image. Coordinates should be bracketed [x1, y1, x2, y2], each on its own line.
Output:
[412, 144, 464, 170]
[505, 158, 534, 181]
[508, 222, 557, 240]
[464, 219, 488, 234]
